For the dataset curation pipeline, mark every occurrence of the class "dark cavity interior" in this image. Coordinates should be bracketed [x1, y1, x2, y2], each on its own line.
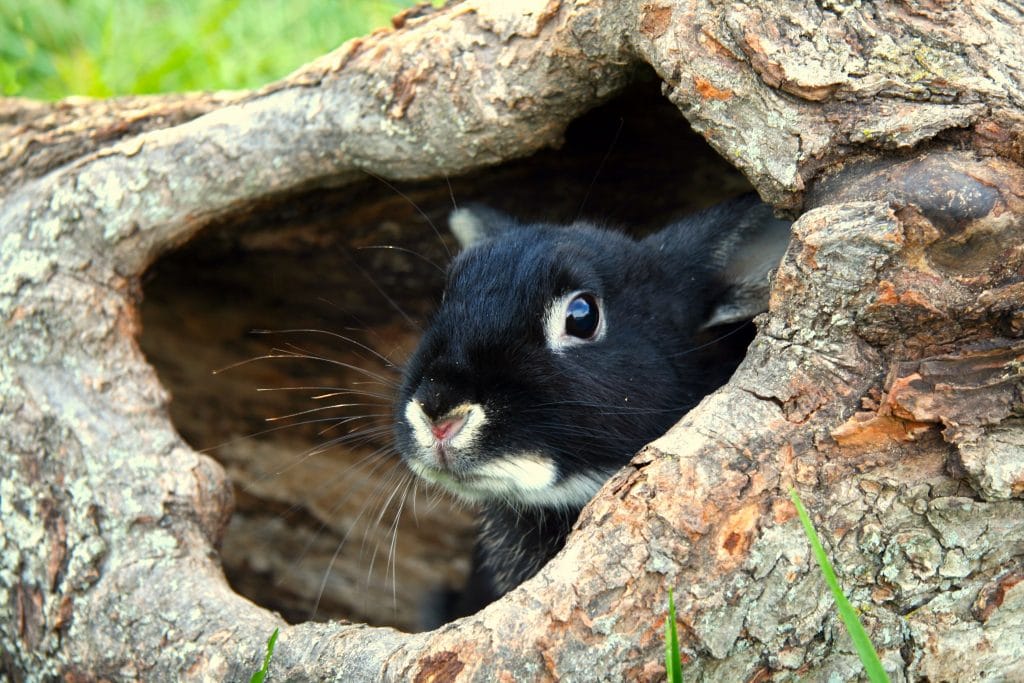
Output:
[138, 79, 753, 631]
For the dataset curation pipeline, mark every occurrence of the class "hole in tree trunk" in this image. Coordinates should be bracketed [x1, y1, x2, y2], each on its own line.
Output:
[137, 78, 753, 631]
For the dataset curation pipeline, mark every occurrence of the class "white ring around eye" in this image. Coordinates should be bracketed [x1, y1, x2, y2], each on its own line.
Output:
[543, 290, 607, 353]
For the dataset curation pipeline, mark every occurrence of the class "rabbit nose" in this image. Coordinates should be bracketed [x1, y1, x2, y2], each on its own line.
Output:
[430, 414, 467, 442]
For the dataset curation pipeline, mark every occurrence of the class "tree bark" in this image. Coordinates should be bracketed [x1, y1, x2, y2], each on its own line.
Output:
[2, 0, 1023, 680]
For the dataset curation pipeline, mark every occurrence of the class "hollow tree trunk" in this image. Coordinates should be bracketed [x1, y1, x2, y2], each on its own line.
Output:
[2, 1, 1023, 680]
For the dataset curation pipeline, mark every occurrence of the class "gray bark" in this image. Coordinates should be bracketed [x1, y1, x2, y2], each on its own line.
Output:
[2, 0, 1023, 680]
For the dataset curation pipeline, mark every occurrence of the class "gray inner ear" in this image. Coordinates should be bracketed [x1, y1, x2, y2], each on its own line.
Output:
[449, 208, 487, 249]
[702, 208, 792, 329]
[448, 204, 518, 249]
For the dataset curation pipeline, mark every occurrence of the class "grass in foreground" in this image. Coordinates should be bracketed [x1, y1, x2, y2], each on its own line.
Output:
[665, 587, 683, 683]
[250, 627, 279, 683]
[790, 488, 890, 683]
[663, 493, 890, 682]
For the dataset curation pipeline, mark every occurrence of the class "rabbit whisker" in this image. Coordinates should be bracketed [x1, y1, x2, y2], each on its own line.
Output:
[250, 327, 401, 368]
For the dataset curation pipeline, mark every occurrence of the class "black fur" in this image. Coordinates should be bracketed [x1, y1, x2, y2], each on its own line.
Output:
[395, 194, 790, 626]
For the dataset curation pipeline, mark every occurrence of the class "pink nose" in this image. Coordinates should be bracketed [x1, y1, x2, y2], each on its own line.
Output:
[430, 415, 466, 441]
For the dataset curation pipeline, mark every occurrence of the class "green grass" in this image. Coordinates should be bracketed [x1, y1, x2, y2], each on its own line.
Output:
[664, 494, 890, 681]
[665, 587, 683, 683]
[250, 627, 279, 683]
[1, 0, 422, 98]
[790, 489, 890, 683]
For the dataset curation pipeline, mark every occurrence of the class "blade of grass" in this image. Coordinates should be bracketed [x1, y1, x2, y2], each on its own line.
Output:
[665, 587, 683, 683]
[250, 627, 279, 683]
[789, 489, 890, 683]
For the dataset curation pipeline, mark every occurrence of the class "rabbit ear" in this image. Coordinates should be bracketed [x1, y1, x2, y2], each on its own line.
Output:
[702, 203, 792, 329]
[449, 204, 518, 249]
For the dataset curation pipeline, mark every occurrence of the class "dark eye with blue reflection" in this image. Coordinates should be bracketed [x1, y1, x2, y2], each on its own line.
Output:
[565, 293, 600, 339]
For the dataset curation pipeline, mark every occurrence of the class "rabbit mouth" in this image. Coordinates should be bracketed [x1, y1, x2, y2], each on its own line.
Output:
[403, 400, 486, 455]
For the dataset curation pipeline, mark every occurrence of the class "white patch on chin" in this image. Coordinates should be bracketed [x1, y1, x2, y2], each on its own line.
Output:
[515, 469, 614, 508]
[410, 450, 616, 509]
[474, 453, 558, 493]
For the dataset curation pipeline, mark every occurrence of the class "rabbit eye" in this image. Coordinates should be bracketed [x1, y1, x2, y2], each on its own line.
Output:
[565, 293, 600, 339]
[544, 290, 606, 352]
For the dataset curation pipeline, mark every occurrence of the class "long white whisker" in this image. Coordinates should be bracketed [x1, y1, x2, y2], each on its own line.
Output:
[265, 403, 387, 422]
[244, 426, 393, 492]
[363, 170, 452, 261]
[445, 174, 458, 212]
[198, 414, 380, 455]
[358, 245, 446, 275]
[341, 247, 423, 331]
[312, 422, 392, 447]
[249, 327, 401, 368]
[668, 321, 753, 358]
[386, 474, 415, 610]
[256, 385, 392, 401]
[300, 446, 402, 618]
[213, 351, 399, 388]
[575, 117, 624, 221]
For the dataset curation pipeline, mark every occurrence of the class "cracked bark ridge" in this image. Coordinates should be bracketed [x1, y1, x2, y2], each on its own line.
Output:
[2, 0, 1024, 680]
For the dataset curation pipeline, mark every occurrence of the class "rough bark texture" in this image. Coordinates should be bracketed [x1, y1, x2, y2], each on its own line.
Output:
[2, 0, 1023, 680]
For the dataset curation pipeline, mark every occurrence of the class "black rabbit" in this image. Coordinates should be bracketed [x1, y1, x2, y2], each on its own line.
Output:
[394, 194, 790, 625]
